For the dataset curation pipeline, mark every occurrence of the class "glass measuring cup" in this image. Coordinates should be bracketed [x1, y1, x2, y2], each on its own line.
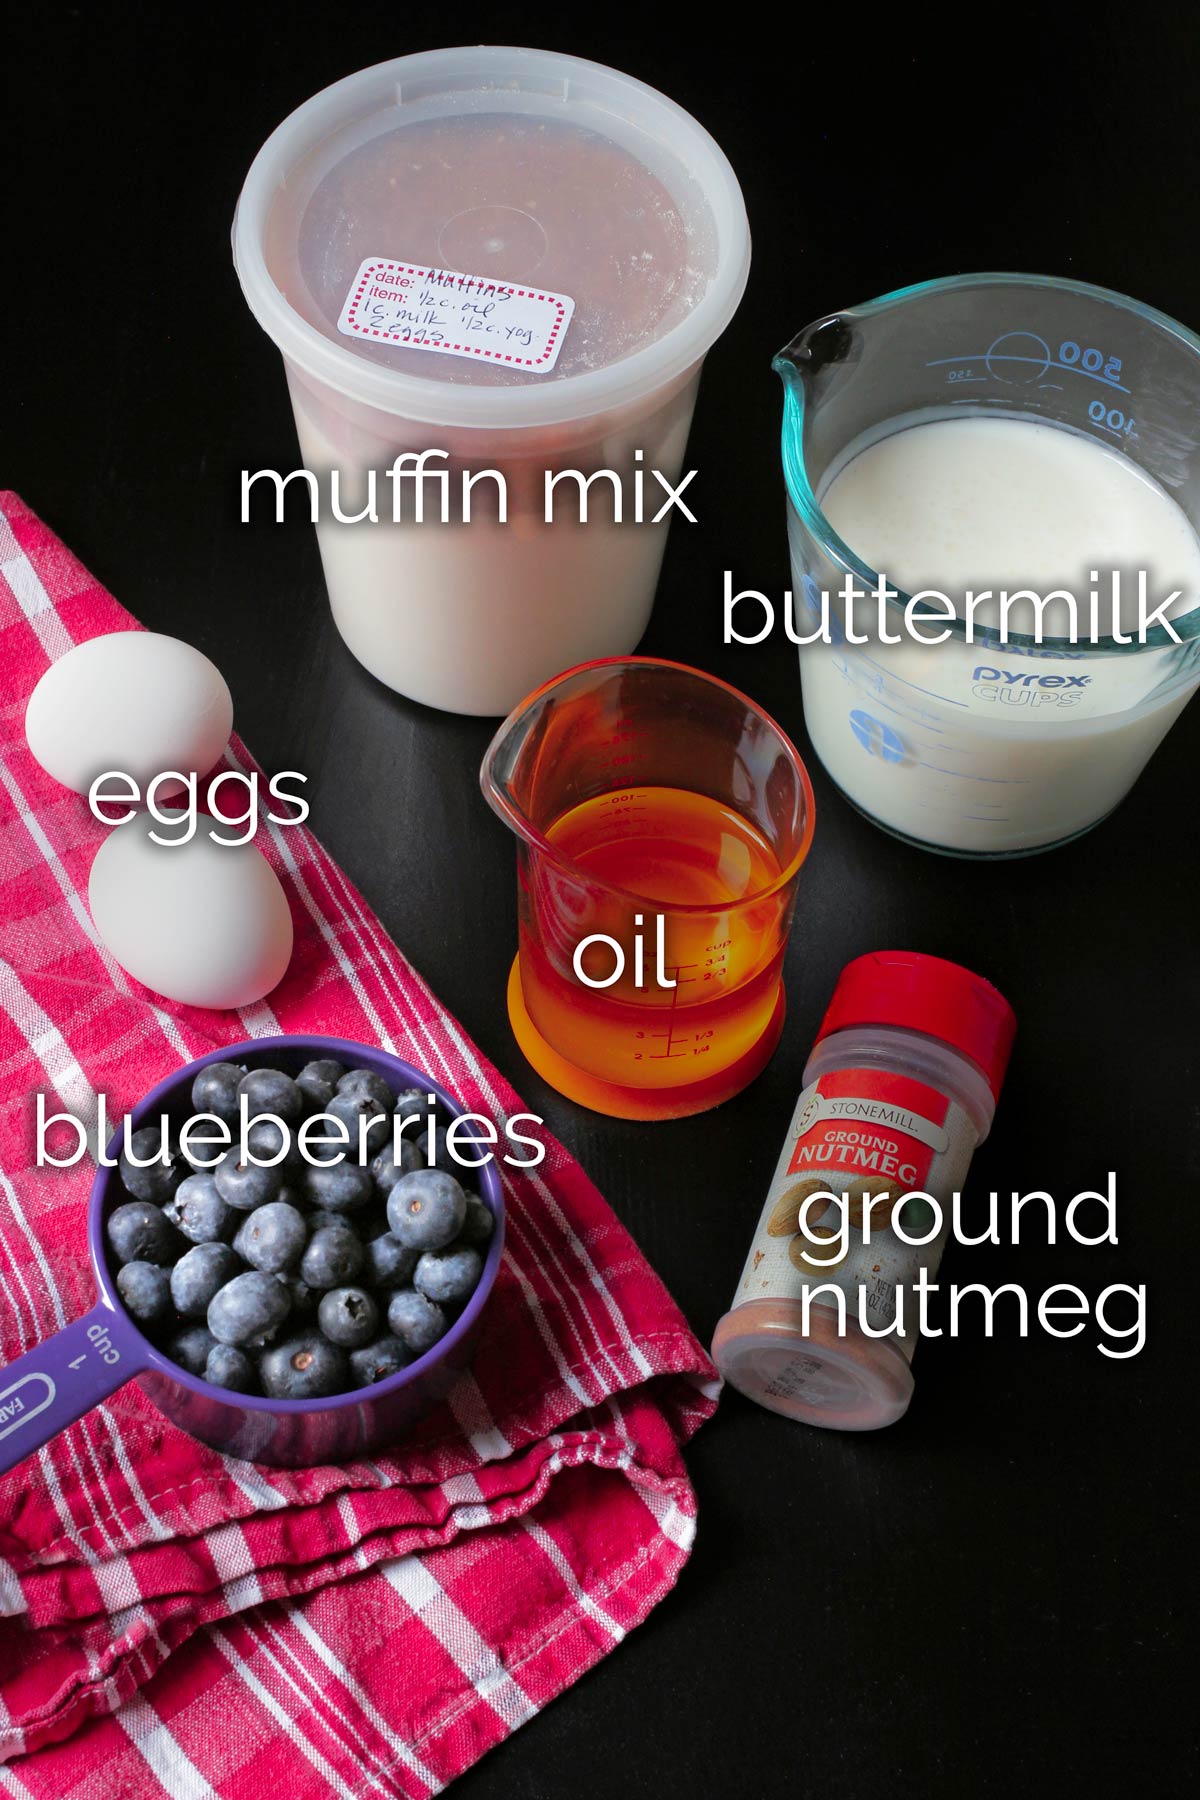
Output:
[775, 273, 1200, 856]
[481, 658, 815, 1120]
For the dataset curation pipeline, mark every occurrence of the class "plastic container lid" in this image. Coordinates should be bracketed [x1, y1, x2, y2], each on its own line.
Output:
[814, 950, 1017, 1100]
[232, 46, 751, 429]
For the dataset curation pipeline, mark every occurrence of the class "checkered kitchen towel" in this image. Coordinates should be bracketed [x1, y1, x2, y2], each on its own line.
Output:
[0, 492, 719, 1796]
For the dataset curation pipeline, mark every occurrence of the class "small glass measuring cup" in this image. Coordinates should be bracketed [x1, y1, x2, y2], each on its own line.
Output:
[775, 273, 1200, 856]
[481, 658, 815, 1120]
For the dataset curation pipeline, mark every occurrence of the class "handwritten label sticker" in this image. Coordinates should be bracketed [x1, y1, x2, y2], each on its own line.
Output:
[337, 258, 575, 372]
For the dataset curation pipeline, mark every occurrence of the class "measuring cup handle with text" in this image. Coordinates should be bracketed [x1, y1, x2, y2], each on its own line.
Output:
[0, 1305, 144, 1475]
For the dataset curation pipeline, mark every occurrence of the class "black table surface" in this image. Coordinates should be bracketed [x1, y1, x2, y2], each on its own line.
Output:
[5, 7, 1196, 1796]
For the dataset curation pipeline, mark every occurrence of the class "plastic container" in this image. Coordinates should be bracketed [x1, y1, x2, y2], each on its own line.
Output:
[0, 1036, 504, 1472]
[482, 657, 815, 1120]
[775, 273, 1200, 856]
[712, 951, 1015, 1429]
[233, 46, 751, 715]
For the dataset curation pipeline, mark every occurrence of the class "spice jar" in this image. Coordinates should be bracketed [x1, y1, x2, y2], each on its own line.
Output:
[712, 950, 1016, 1429]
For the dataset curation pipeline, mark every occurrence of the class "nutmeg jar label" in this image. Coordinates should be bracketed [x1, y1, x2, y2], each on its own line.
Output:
[731, 1068, 977, 1361]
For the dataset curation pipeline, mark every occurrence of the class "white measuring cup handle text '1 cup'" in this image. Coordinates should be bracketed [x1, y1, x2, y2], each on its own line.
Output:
[776, 273, 1200, 857]
[0, 1037, 504, 1474]
[233, 47, 751, 716]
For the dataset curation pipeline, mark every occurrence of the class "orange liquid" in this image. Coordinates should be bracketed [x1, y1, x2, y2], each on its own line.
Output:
[516, 786, 793, 1101]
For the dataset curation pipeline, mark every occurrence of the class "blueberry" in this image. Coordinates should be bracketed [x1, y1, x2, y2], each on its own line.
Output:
[118, 1125, 183, 1203]
[370, 1137, 422, 1195]
[167, 1323, 217, 1376]
[318, 1286, 380, 1349]
[418, 1125, 454, 1171]
[393, 1087, 434, 1126]
[304, 1160, 373, 1214]
[191, 1061, 245, 1127]
[363, 1230, 416, 1289]
[107, 1200, 183, 1266]
[458, 1193, 495, 1246]
[117, 1259, 173, 1327]
[358, 1203, 392, 1242]
[295, 1057, 346, 1111]
[214, 1149, 283, 1212]
[440, 1119, 492, 1171]
[164, 1172, 234, 1243]
[171, 1243, 242, 1317]
[208, 1270, 291, 1346]
[386, 1287, 447, 1356]
[420, 1121, 487, 1172]
[233, 1200, 308, 1273]
[325, 1091, 390, 1154]
[300, 1112, 355, 1167]
[413, 1245, 483, 1305]
[260, 1334, 348, 1400]
[337, 1067, 395, 1114]
[300, 1225, 363, 1290]
[275, 1271, 318, 1317]
[386, 1170, 466, 1253]
[178, 1118, 234, 1171]
[238, 1066, 305, 1126]
[245, 1116, 301, 1170]
[349, 1336, 410, 1387]
[305, 1207, 344, 1235]
[204, 1344, 258, 1393]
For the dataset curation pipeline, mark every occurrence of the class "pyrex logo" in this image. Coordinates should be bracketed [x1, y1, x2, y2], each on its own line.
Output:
[971, 665, 1091, 708]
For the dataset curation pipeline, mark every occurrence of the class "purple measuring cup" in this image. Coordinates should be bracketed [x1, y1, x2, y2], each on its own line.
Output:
[0, 1035, 504, 1471]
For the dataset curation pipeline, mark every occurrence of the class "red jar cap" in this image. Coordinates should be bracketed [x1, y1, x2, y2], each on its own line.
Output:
[815, 951, 1016, 1099]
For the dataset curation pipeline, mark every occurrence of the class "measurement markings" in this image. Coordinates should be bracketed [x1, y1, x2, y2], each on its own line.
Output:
[647, 963, 698, 1059]
[927, 353, 1130, 393]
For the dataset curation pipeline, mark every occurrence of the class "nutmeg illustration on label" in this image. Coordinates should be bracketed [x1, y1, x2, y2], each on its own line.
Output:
[731, 1068, 974, 1353]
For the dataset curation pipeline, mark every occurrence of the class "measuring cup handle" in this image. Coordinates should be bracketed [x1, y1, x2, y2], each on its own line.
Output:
[0, 1305, 142, 1476]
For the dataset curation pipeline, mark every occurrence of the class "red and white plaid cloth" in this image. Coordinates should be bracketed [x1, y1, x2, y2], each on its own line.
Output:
[0, 493, 719, 1796]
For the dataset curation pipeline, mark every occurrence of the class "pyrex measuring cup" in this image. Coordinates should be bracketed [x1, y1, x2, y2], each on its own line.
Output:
[0, 1037, 504, 1473]
[234, 46, 750, 716]
[481, 658, 815, 1120]
[776, 273, 1200, 856]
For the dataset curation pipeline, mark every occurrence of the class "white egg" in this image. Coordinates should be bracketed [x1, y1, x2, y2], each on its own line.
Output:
[25, 631, 233, 797]
[88, 812, 293, 1009]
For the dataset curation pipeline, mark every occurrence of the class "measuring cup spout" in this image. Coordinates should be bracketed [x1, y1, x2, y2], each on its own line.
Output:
[480, 658, 644, 860]
[773, 314, 857, 504]
[773, 313, 854, 387]
[479, 680, 549, 851]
